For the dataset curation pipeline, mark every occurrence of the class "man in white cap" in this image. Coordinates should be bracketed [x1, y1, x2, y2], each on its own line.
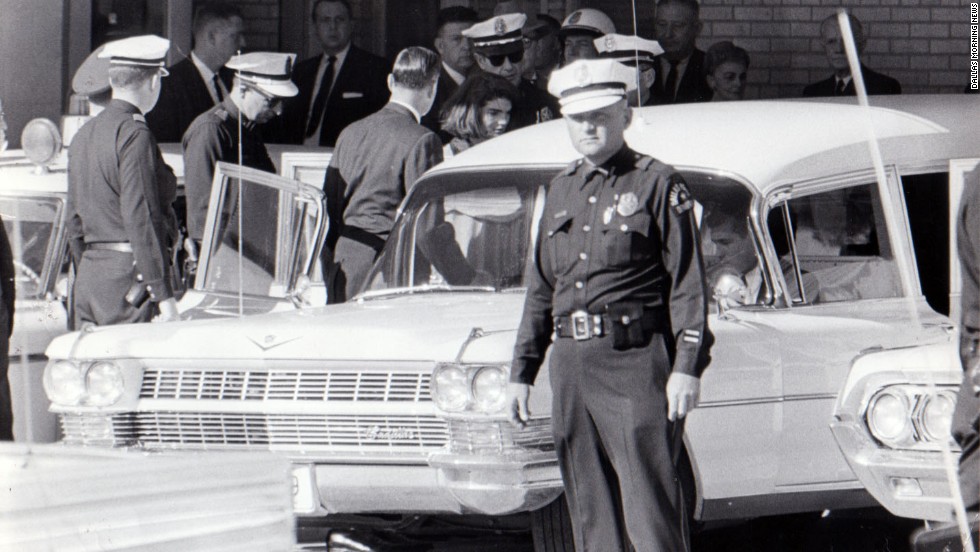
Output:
[507, 58, 710, 551]
[559, 8, 616, 64]
[322, 46, 444, 303]
[182, 52, 298, 251]
[595, 33, 664, 107]
[67, 35, 181, 327]
[462, 13, 557, 129]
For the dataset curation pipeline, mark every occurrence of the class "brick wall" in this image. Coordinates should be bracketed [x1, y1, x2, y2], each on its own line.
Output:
[460, 0, 970, 97]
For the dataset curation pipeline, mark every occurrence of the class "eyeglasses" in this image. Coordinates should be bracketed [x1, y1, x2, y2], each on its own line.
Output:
[485, 50, 524, 67]
[247, 85, 284, 110]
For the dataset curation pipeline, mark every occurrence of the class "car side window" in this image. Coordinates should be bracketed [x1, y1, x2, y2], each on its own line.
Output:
[767, 183, 903, 305]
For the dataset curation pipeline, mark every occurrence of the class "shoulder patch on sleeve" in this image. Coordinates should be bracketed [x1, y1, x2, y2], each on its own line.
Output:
[132, 113, 146, 124]
[668, 176, 693, 215]
[562, 158, 584, 176]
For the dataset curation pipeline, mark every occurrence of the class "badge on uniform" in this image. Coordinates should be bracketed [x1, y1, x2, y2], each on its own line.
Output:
[602, 206, 615, 225]
[617, 192, 639, 217]
[669, 179, 693, 215]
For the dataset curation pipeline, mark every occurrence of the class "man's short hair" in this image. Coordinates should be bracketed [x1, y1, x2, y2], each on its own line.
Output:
[311, 0, 353, 21]
[391, 46, 441, 90]
[656, 0, 700, 19]
[108, 65, 158, 89]
[192, 2, 243, 38]
[820, 12, 864, 41]
[436, 6, 478, 35]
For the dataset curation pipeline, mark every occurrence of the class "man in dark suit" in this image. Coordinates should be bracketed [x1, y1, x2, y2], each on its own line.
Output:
[273, 0, 389, 147]
[323, 47, 443, 303]
[650, 0, 712, 104]
[803, 13, 901, 97]
[145, 3, 245, 143]
[422, 6, 478, 141]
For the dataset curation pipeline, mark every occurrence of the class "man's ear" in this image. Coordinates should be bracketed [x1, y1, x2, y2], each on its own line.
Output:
[387, 74, 395, 93]
[622, 101, 633, 126]
[694, 20, 703, 37]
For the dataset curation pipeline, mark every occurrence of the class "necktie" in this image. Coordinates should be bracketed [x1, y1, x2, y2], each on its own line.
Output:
[835, 78, 847, 96]
[664, 61, 679, 102]
[212, 74, 224, 103]
[306, 55, 336, 138]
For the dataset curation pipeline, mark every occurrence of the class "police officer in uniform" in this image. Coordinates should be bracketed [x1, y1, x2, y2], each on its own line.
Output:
[182, 52, 298, 248]
[595, 33, 664, 108]
[507, 58, 711, 551]
[67, 35, 180, 327]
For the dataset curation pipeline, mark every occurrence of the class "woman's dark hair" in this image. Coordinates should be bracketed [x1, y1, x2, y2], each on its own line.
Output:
[704, 41, 750, 76]
[440, 73, 519, 143]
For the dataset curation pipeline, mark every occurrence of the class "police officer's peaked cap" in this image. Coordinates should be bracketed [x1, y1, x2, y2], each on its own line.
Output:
[226, 52, 299, 98]
[73, 44, 111, 96]
[548, 58, 637, 115]
[462, 13, 527, 56]
[595, 34, 664, 67]
[560, 9, 616, 39]
[98, 35, 170, 72]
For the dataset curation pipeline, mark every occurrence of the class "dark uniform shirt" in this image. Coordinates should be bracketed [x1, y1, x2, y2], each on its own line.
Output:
[512, 146, 710, 384]
[509, 79, 559, 130]
[67, 99, 177, 301]
[181, 97, 276, 241]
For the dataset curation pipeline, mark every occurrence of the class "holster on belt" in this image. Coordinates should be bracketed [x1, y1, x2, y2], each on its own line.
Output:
[606, 301, 648, 350]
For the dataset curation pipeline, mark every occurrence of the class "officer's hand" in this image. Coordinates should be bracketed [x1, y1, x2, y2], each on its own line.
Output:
[153, 298, 181, 323]
[506, 383, 531, 429]
[666, 372, 700, 422]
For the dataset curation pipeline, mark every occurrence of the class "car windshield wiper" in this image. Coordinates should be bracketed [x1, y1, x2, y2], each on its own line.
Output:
[358, 283, 497, 300]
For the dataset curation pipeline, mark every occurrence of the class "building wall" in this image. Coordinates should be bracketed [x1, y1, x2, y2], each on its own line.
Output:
[0, 0, 66, 149]
[460, 0, 970, 97]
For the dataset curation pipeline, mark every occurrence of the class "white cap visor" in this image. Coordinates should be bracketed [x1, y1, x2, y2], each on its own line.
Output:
[559, 87, 626, 115]
[243, 76, 299, 98]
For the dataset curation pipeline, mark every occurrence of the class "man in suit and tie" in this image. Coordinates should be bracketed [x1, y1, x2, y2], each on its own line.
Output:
[145, 3, 245, 143]
[650, 0, 712, 104]
[322, 47, 443, 303]
[803, 13, 901, 98]
[273, 0, 390, 147]
[422, 6, 479, 141]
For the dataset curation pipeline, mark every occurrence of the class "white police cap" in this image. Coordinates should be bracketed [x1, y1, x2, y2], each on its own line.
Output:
[98, 35, 170, 72]
[560, 9, 616, 38]
[462, 13, 527, 54]
[547, 58, 637, 115]
[595, 34, 664, 66]
[226, 52, 299, 98]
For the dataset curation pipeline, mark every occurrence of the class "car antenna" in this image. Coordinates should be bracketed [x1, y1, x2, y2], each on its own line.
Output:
[840, 11, 974, 550]
[235, 49, 245, 318]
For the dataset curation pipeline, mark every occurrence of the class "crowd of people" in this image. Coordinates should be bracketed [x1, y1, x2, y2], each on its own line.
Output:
[19, 1, 974, 550]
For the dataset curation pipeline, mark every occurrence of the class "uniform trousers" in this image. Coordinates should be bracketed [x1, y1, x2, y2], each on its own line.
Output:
[74, 249, 153, 328]
[549, 331, 690, 552]
[327, 235, 379, 304]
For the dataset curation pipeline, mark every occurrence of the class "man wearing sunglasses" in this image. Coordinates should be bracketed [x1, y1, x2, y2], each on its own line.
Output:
[463, 13, 558, 130]
[182, 52, 298, 250]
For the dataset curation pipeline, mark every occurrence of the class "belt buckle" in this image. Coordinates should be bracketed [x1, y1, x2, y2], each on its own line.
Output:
[570, 310, 590, 341]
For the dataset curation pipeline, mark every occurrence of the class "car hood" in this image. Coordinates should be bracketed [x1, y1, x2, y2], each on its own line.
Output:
[46, 292, 527, 362]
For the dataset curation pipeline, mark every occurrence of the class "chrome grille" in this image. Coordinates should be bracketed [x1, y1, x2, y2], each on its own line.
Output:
[447, 418, 554, 454]
[101, 412, 447, 450]
[140, 369, 431, 402]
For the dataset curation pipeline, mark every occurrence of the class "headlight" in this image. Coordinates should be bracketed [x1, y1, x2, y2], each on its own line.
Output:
[85, 361, 124, 406]
[867, 390, 913, 446]
[43, 360, 85, 406]
[432, 364, 468, 411]
[919, 392, 955, 442]
[472, 366, 507, 413]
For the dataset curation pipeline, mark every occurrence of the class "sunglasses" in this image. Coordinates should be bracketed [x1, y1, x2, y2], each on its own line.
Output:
[247, 85, 284, 109]
[485, 50, 524, 67]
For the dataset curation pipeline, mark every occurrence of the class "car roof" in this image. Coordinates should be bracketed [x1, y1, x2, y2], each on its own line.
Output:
[429, 95, 979, 193]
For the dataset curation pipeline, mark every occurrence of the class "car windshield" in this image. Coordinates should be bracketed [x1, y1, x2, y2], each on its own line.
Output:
[362, 167, 757, 300]
[1, 195, 62, 299]
[199, 172, 321, 299]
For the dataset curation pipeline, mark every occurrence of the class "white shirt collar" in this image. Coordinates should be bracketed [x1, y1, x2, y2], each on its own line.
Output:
[442, 62, 466, 85]
[389, 99, 422, 123]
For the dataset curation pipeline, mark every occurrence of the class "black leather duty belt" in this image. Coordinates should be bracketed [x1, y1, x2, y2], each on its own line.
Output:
[86, 242, 133, 253]
[554, 309, 665, 341]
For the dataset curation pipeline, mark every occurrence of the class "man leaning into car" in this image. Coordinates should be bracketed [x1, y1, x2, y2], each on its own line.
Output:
[506, 58, 712, 551]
